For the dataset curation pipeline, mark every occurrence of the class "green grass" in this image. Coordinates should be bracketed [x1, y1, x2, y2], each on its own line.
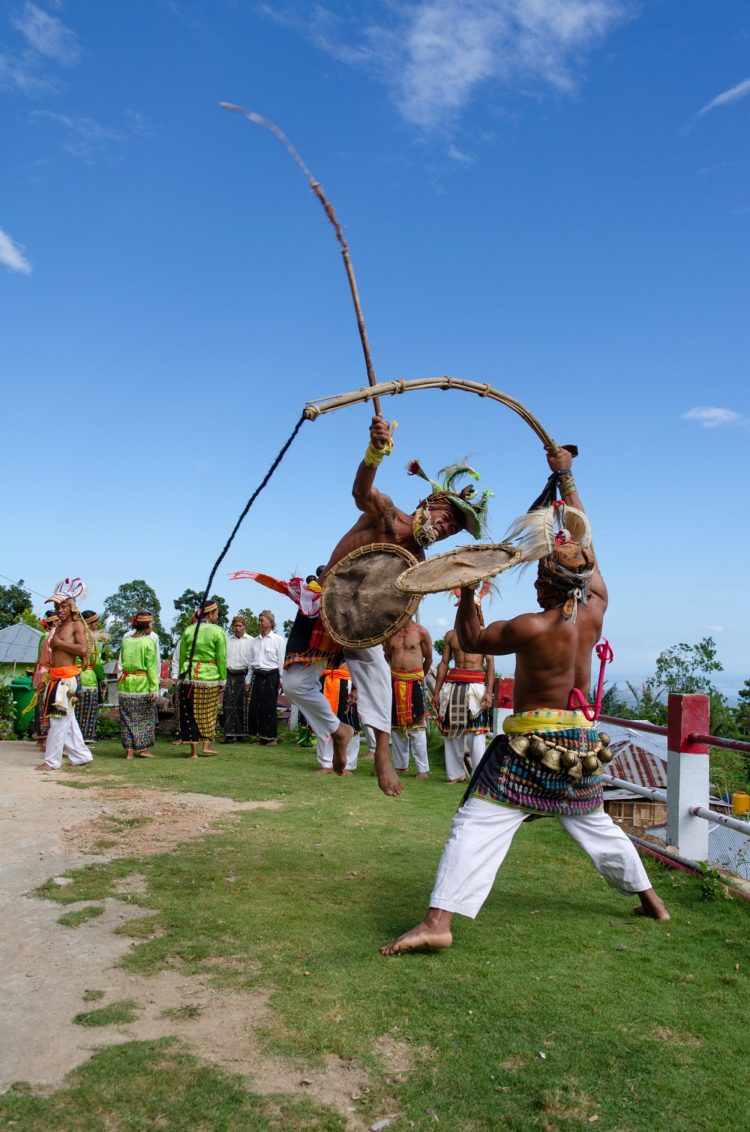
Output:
[73, 1000, 139, 1027]
[7, 732, 750, 1131]
[57, 904, 104, 928]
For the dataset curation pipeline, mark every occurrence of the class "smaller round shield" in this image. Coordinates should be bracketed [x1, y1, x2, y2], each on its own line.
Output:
[321, 543, 420, 648]
[395, 542, 522, 595]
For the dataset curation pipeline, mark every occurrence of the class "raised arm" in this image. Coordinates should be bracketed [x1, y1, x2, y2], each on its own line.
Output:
[352, 417, 393, 513]
[547, 447, 608, 611]
[455, 588, 540, 657]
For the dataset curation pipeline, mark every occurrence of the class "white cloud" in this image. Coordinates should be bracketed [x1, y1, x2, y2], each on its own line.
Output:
[0, 227, 32, 274]
[681, 407, 746, 429]
[10, 2, 80, 65]
[263, 1, 631, 129]
[697, 76, 750, 119]
[704, 624, 724, 634]
[32, 109, 124, 163]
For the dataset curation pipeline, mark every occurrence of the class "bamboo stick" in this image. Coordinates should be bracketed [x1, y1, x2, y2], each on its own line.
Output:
[303, 377, 560, 453]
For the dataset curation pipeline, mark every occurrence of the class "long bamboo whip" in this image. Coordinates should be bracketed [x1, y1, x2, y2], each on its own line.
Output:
[220, 103, 382, 416]
[304, 376, 560, 454]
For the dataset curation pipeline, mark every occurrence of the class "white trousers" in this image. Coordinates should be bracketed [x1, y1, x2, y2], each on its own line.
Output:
[283, 646, 392, 740]
[430, 796, 652, 918]
[44, 712, 94, 769]
[391, 729, 429, 774]
[316, 733, 360, 771]
[444, 733, 486, 780]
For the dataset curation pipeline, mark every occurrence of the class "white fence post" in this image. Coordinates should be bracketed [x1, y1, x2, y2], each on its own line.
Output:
[666, 693, 710, 861]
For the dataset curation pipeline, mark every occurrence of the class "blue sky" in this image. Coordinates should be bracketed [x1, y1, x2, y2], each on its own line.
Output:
[2, 1, 748, 695]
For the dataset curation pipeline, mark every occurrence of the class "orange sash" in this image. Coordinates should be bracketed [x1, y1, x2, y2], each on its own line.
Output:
[49, 665, 80, 679]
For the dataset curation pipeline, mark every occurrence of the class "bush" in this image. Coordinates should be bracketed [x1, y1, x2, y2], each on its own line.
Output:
[0, 684, 15, 740]
[96, 710, 121, 740]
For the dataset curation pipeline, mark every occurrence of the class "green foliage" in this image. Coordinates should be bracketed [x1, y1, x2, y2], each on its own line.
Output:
[433, 636, 445, 657]
[102, 581, 170, 657]
[697, 862, 725, 902]
[282, 618, 294, 637]
[0, 683, 15, 740]
[710, 748, 749, 796]
[172, 589, 229, 640]
[0, 579, 33, 630]
[14, 607, 41, 629]
[96, 711, 120, 740]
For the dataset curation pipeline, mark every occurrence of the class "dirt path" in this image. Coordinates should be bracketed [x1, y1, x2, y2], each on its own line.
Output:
[0, 741, 381, 1127]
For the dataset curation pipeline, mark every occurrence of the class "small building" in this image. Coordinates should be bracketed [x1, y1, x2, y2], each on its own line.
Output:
[602, 723, 668, 831]
[0, 623, 42, 681]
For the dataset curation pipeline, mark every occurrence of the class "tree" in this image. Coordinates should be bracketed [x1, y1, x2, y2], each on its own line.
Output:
[172, 589, 229, 641]
[283, 619, 294, 637]
[0, 579, 33, 630]
[736, 679, 750, 737]
[102, 580, 170, 657]
[433, 638, 445, 658]
[15, 607, 43, 629]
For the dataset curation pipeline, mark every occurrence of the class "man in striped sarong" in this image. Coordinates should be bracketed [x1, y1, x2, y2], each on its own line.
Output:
[383, 447, 668, 956]
[433, 629, 494, 783]
[384, 619, 432, 780]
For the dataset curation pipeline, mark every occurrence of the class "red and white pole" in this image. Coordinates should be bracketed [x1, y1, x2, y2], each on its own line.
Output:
[666, 693, 710, 861]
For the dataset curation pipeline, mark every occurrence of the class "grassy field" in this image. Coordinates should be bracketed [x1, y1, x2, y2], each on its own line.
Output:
[2, 733, 749, 1131]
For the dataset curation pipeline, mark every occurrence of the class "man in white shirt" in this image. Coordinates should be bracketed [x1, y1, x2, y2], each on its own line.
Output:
[247, 610, 286, 746]
[223, 615, 255, 742]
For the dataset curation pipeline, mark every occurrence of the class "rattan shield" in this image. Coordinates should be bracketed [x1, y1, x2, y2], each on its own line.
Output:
[320, 543, 420, 648]
[395, 542, 522, 595]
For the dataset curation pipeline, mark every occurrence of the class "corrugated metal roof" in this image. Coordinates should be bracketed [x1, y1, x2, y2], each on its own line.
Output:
[608, 741, 667, 789]
[0, 623, 43, 665]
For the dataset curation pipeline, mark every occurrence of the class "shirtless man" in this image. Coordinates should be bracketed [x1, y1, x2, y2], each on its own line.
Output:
[384, 619, 432, 780]
[36, 595, 94, 772]
[382, 447, 668, 954]
[283, 417, 490, 797]
[433, 627, 494, 782]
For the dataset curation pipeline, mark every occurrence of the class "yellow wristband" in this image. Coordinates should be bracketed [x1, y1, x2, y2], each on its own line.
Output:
[363, 421, 397, 467]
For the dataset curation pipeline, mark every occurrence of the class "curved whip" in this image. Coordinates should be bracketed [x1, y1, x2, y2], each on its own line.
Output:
[304, 376, 560, 453]
[221, 102, 382, 416]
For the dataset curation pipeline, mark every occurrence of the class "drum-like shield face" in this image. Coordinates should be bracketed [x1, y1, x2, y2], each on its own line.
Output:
[396, 543, 522, 595]
[321, 544, 420, 648]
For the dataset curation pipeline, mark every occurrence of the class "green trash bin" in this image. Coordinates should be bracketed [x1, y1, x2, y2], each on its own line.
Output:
[10, 676, 35, 736]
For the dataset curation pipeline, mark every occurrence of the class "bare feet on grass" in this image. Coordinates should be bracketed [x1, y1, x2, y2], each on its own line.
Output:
[315, 768, 334, 776]
[381, 910, 453, 955]
[634, 889, 670, 921]
[331, 722, 355, 774]
[374, 750, 402, 797]
[416, 772, 429, 780]
[35, 762, 54, 772]
[136, 750, 154, 758]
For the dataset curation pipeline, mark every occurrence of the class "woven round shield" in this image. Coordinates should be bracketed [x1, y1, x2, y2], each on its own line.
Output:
[395, 542, 522, 595]
[320, 543, 420, 648]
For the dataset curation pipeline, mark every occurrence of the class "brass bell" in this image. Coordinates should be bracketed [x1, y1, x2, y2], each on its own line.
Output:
[528, 735, 548, 760]
[582, 754, 600, 775]
[560, 749, 578, 769]
[540, 749, 562, 773]
[598, 747, 614, 764]
[509, 735, 530, 757]
[599, 732, 610, 748]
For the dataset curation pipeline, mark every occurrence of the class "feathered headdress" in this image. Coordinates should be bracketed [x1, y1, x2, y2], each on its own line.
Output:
[506, 502, 592, 565]
[506, 502, 594, 622]
[45, 577, 87, 605]
[406, 460, 492, 541]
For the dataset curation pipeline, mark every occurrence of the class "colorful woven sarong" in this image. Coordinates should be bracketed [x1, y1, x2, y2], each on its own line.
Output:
[179, 682, 221, 741]
[391, 669, 426, 731]
[75, 685, 100, 744]
[284, 611, 341, 668]
[440, 670, 489, 738]
[465, 709, 604, 817]
[119, 693, 156, 751]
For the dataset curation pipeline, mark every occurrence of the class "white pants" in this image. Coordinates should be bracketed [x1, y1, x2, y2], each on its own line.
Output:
[316, 733, 360, 771]
[430, 796, 652, 918]
[44, 712, 94, 769]
[283, 646, 392, 740]
[391, 729, 429, 774]
[444, 733, 486, 780]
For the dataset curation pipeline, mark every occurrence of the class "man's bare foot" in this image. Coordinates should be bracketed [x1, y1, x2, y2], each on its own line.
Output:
[360, 751, 375, 761]
[634, 889, 670, 921]
[341, 769, 353, 776]
[416, 772, 429, 780]
[381, 919, 453, 956]
[331, 723, 355, 774]
[188, 743, 199, 760]
[125, 752, 134, 760]
[446, 777, 466, 784]
[397, 769, 408, 776]
[35, 762, 55, 772]
[200, 749, 219, 756]
[314, 768, 334, 776]
[172, 739, 183, 746]
[136, 750, 155, 758]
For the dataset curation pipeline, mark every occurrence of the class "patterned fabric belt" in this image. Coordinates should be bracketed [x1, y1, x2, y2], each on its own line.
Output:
[119, 669, 148, 680]
[503, 708, 592, 733]
[49, 665, 80, 679]
[446, 669, 485, 683]
[391, 669, 424, 682]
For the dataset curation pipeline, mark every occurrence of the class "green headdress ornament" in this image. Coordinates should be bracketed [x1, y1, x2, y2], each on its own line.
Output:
[407, 459, 492, 546]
